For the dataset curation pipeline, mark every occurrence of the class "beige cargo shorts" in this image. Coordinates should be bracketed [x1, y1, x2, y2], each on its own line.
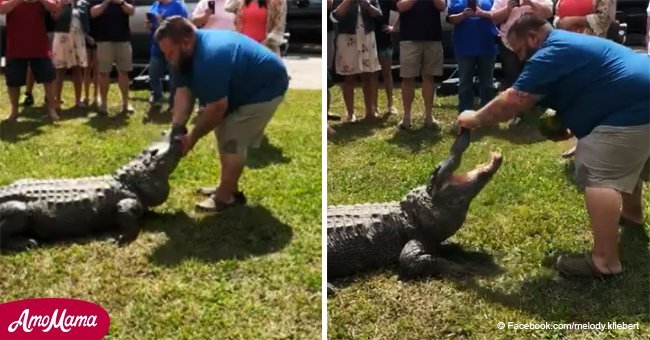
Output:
[399, 41, 443, 78]
[214, 95, 284, 159]
[97, 42, 133, 73]
[575, 124, 650, 194]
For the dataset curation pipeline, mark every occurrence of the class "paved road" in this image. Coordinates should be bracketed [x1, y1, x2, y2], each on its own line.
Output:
[284, 53, 322, 90]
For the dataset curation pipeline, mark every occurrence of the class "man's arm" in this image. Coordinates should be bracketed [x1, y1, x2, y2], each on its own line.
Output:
[473, 88, 538, 126]
[0, 0, 23, 14]
[171, 87, 196, 128]
[187, 98, 228, 148]
[490, 0, 514, 24]
[332, 0, 354, 19]
[91, 0, 111, 17]
[119, 0, 134, 16]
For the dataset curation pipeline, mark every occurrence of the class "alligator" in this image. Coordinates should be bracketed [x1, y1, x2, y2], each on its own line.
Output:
[327, 131, 503, 293]
[0, 132, 183, 252]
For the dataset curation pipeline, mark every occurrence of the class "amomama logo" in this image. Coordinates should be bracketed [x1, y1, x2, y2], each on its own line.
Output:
[0, 298, 110, 339]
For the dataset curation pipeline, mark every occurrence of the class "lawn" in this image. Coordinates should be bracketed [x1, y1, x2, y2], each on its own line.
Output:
[327, 87, 650, 339]
[0, 81, 322, 338]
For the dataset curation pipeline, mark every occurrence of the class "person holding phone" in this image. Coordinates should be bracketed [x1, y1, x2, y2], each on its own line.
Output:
[488, 0, 553, 126]
[146, 0, 188, 111]
[447, 0, 498, 114]
[191, 0, 235, 30]
[225, 0, 287, 57]
[89, 0, 135, 115]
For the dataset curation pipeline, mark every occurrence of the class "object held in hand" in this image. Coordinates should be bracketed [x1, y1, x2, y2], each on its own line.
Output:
[208, 0, 215, 11]
[171, 124, 188, 140]
[538, 110, 569, 141]
[468, 0, 477, 11]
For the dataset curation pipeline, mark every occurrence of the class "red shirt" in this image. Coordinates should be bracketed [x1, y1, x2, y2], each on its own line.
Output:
[240, 2, 267, 43]
[556, 0, 594, 33]
[1, 0, 51, 58]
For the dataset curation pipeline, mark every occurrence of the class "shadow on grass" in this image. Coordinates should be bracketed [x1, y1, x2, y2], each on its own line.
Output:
[386, 124, 444, 153]
[327, 114, 392, 143]
[328, 242, 505, 293]
[247, 136, 291, 169]
[0, 117, 47, 143]
[142, 106, 173, 125]
[86, 112, 130, 132]
[454, 225, 650, 323]
[143, 205, 293, 266]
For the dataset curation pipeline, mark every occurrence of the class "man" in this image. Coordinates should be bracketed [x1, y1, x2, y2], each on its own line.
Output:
[155, 17, 288, 212]
[0, 0, 60, 121]
[89, 0, 135, 115]
[457, 13, 650, 280]
[396, 0, 446, 130]
[146, 0, 188, 111]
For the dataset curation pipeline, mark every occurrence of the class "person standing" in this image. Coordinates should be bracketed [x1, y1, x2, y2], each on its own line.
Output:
[447, 0, 499, 113]
[0, 0, 60, 121]
[396, 0, 446, 129]
[147, 0, 188, 111]
[372, 0, 398, 116]
[225, 0, 287, 57]
[89, 0, 135, 115]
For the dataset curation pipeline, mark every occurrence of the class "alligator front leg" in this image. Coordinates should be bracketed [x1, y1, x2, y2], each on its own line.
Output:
[398, 239, 469, 279]
[115, 199, 144, 246]
[0, 201, 38, 252]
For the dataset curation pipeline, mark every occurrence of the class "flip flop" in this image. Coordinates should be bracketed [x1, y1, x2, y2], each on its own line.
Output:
[195, 187, 246, 202]
[556, 253, 623, 280]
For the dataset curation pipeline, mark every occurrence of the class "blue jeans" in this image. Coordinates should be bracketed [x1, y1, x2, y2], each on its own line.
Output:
[149, 55, 176, 106]
[456, 55, 496, 113]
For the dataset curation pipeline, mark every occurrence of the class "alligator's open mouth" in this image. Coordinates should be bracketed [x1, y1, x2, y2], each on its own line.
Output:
[449, 152, 503, 184]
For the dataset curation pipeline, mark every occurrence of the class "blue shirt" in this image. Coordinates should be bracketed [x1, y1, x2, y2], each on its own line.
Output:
[148, 0, 188, 58]
[176, 30, 289, 114]
[447, 0, 498, 57]
[513, 30, 650, 139]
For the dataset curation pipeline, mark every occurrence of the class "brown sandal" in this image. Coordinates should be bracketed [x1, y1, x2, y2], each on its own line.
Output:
[556, 253, 623, 280]
[195, 193, 246, 213]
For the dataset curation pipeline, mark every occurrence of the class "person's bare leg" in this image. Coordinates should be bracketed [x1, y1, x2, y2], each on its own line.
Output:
[361, 72, 376, 119]
[422, 74, 438, 126]
[98, 72, 110, 113]
[586, 187, 623, 274]
[400, 77, 415, 128]
[622, 183, 644, 224]
[43, 80, 59, 120]
[214, 153, 245, 203]
[72, 67, 82, 106]
[117, 71, 131, 113]
[55, 68, 65, 108]
[380, 56, 394, 114]
[83, 64, 91, 105]
[342, 75, 356, 122]
[6, 87, 20, 120]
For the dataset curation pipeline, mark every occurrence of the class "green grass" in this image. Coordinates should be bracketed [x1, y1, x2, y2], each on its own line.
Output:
[0, 82, 322, 339]
[327, 87, 650, 339]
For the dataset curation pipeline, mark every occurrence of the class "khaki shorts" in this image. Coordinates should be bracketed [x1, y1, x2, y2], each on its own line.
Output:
[214, 96, 284, 159]
[96, 42, 133, 73]
[399, 41, 443, 78]
[575, 124, 650, 194]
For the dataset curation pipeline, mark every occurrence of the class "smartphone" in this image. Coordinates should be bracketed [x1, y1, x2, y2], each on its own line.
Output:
[146, 12, 155, 22]
[208, 0, 215, 10]
[468, 0, 477, 10]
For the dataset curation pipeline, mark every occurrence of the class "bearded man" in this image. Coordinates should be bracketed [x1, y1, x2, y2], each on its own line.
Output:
[457, 13, 650, 280]
[154, 16, 288, 212]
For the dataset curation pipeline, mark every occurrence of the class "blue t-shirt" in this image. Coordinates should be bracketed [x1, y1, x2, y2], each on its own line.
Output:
[513, 29, 650, 139]
[447, 0, 498, 57]
[148, 0, 188, 58]
[176, 30, 289, 114]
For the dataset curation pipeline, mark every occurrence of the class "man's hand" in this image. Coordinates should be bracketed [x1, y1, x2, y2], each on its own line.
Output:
[457, 110, 482, 132]
[204, 7, 214, 15]
[175, 134, 194, 156]
[382, 24, 393, 33]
